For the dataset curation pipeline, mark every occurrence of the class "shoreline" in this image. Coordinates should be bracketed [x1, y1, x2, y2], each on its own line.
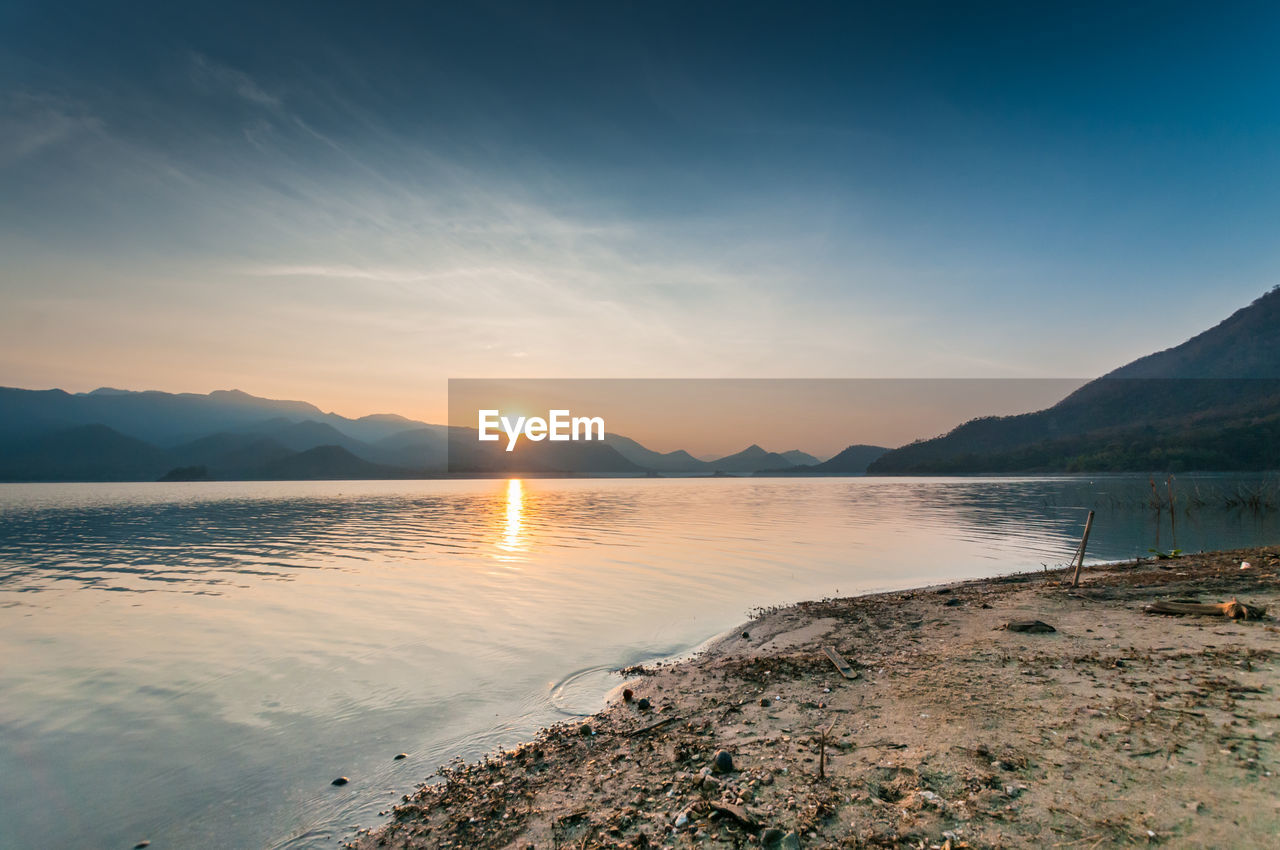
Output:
[350, 549, 1279, 849]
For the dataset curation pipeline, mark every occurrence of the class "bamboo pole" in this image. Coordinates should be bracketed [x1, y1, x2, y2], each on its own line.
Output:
[1070, 510, 1096, 588]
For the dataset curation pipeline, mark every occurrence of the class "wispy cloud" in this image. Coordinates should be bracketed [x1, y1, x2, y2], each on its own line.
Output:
[8, 1, 1267, 422]
[0, 93, 102, 166]
[189, 53, 280, 108]
[242, 263, 547, 286]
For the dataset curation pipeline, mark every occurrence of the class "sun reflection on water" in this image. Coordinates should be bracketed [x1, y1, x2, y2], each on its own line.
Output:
[497, 478, 525, 558]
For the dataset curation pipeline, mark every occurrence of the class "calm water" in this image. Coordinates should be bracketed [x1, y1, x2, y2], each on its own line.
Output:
[1, 475, 1278, 849]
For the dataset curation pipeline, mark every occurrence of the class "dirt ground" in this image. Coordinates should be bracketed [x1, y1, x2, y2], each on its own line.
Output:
[350, 548, 1280, 849]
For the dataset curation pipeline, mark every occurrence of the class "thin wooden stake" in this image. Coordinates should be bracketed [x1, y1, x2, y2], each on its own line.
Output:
[1070, 510, 1095, 588]
[818, 721, 836, 780]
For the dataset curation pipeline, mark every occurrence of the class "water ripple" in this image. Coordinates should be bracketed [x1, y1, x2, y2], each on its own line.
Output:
[1, 475, 1277, 849]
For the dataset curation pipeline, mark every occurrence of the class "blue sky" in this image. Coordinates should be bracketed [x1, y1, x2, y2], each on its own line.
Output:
[2, 1, 1278, 422]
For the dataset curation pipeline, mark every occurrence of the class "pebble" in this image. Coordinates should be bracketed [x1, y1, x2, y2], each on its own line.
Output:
[760, 697, 771, 707]
[622, 688, 634, 702]
[637, 697, 652, 711]
[393, 753, 407, 760]
[134, 842, 150, 849]
[760, 827, 785, 847]
[331, 776, 349, 786]
[712, 749, 735, 773]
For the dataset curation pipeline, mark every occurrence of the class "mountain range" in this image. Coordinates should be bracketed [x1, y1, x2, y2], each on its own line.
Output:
[868, 287, 1280, 473]
[0, 387, 850, 481]
[4, 289, 1278, 480]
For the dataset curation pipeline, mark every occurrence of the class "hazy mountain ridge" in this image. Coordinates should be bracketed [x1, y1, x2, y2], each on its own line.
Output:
[449, 428, 645, 474]
[170, 432, 296, 478]
[252, 445, 409, 480]
[604, 434, 712, 472]
[707, 444, 796, 473]
[755, 443, 889, 476]
[0, 387, 450, 480]
[780, 449, 823, 466]
[812, 444, 890, 473]
[869, 288, 1280, 473]
[8, 282, 1277, 484]
[0, 424, 175, 482]
[0, 387, 829, 480]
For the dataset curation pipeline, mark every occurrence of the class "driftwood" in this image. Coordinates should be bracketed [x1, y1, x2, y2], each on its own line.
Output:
[553, 808, 589, 826]
[1002, 620, 1056, 633]
[822, 645, 860, 680]
[850, 740, 907, 750]
[624, 715, 680, 737]
[709, 801, 760, 831]
[1143, 598, 1267, 620]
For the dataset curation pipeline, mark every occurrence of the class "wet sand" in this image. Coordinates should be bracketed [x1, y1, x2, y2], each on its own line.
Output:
[350, 548, 1279, 849]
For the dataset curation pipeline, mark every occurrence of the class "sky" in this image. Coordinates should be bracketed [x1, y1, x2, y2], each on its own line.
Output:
[2, 0, 1279, 425]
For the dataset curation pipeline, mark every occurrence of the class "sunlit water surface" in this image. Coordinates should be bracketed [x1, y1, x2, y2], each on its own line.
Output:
[1, 475, 1277, 848]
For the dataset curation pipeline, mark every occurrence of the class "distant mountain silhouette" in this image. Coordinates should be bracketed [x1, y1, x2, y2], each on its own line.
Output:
[780, 449, 822, 466]
[0, 386, 326, 444]
[756, 443, 889, 475]
[0, 385, 832, 480]
[0, 386, 451, 479]
[238, 419, 380, 459]
[869, 288, 1280, 473]
[708, 444, 795, 473]
[169, 432, 295, 478]
[0, 386, 447, 449]
[371, 427, 449, 469]
[604, 434, 712, 472]
[250, 445, 405, 480]
[0, 424, 174, 481]
[159, 465, 212, 482]
[338, 413, 438, 444]
[812, 444, 889, 473]
[448, 428, 645, 474]
[605, 436, 821, 474]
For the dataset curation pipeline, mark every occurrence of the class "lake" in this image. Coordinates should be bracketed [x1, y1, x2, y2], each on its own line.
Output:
[1, 475, 1277, 848]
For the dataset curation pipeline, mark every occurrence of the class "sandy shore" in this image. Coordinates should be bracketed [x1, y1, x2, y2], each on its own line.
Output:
[350, 548, 1279, 849]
